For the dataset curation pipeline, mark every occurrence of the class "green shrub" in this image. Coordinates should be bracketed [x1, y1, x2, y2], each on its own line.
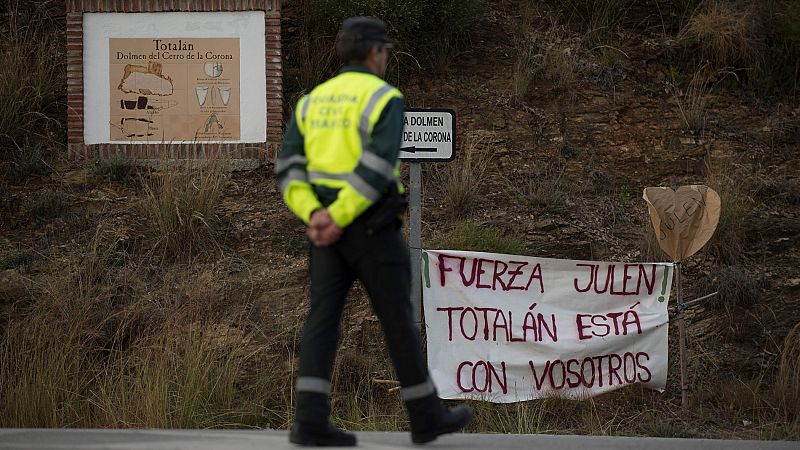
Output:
[761, 178, 800, 206]
[695, 266, 767, 342]
[5, 143, 50, 181]
[0, 249, 37, 270]
[759, 0, 800, 91]
[22, 189, 68, 225]
[302, 0, 484, 69]
[548, 0, 631, 44]
[90, 154, 135, 182]
[430, 221, 528, 256]
[695, 266, 765, 312]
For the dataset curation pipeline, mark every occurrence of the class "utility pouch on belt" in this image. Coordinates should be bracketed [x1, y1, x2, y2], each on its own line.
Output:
[365, 183, 406, 235]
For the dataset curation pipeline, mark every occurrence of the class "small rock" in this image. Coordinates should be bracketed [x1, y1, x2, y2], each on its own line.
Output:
[533, 219, 558, 231]
[61, 169, 88, 187]
[561, 226, 580, 235]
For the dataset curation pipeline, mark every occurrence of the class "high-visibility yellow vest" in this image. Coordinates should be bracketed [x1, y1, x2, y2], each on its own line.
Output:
[281, 71, 403, 227]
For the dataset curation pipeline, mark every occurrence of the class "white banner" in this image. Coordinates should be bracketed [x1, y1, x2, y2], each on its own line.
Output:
[422, 250, 673, 403]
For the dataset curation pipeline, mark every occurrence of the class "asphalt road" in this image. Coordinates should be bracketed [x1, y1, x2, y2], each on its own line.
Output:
[0, 429, 797, 450]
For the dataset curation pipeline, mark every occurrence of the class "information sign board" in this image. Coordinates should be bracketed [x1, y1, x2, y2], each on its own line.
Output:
[399, 109, 455, 162]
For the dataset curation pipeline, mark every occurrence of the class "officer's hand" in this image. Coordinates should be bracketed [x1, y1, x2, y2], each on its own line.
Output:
[307, 209, 342, 247]
[313, 221, 342, 247]
[309, 209, 333, 230]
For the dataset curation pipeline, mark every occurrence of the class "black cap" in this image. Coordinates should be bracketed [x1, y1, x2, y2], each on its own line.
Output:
[340, 17, 394, 46]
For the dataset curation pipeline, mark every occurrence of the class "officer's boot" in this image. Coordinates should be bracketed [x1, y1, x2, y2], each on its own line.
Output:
[289, 391, 356, 447]
[405, 394, 474, 445]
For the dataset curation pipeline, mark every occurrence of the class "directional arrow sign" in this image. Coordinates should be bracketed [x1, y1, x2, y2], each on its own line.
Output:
[401, 146, 438, 154]
[399, 109, 455, 162]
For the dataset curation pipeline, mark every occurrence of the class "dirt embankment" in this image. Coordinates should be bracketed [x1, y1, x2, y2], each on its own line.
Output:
[2, 0, 799, 438]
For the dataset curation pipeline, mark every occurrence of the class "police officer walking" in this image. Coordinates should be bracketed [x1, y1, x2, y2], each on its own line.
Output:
[275, 16, 474, 447]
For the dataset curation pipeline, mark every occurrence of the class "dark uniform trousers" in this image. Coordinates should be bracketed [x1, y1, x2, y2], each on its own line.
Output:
[295, 212, 439, 425]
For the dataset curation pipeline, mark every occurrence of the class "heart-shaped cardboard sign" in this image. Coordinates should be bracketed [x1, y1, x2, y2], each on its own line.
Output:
[643, 185, 721, 262]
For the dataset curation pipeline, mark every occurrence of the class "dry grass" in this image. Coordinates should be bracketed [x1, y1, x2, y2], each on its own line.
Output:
[512, 3, 546, 101]
[0, 227, 123, 426]
[513, 39, 544, 101]
[778, 323, 800, 422]
[678, 1, 761, 71]
[287, 33, 336, 107]
[332, 351, 406, 432]
[672, 68, 714, 135]
[465, 387, 665, 436]
[509, 156, 570, 213]
[703, 157, 755, 265]
[0, 222, 274, 428]
[89, 322, 255, 428]
[637, 225, 671, 263]
[0, 312, 263, 428]
[511, 7, 582, 100]
[430, 131, 492, 218]
[141, 160, 227, 261]
[0, 315, 95, 427]
[0, 1, 63, 153]
[544, 44, 583, 93]
[695, 266, 766, 342]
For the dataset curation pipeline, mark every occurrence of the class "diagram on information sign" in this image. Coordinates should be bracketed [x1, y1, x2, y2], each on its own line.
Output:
[203, 113, 224, 132]
[111, 117, 156, 138]
[119, 96, 177, 111]
[194, 85, 232, 107]
[117, 61, 174, 96]
[109, 38, 240, 141]
[203, 62, 223, 78]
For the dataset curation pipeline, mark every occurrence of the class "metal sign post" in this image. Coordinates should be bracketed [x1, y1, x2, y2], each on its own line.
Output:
[408, 163, 423, 327]
[400, 109, 456, 328]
